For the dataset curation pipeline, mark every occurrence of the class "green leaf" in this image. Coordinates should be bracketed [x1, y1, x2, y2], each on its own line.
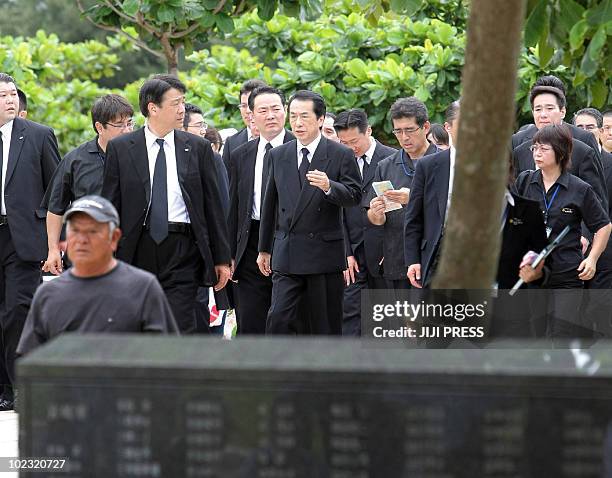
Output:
[580, 48, 598, 77]
[414, 85, 430, 102]
[122, 0, 140, 16]
[555, 0, 585, 34]
[569, 19, 589, 51]
[157, 5, 174, 23]
[389, 0, 423, 16]
[198, 12, 216, 28]
[345, 58, 368, 80]
[586, 0, 612, 25]
[524, 0, 548, 47]
[591, 78, 608, 107]
[257, 0, 276, 21]
[215, 14, 234, 34]
[587, 25, 607, 61]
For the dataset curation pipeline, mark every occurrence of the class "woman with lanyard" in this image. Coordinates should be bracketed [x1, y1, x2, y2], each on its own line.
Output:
[367, 97, 439, 289]
[515, 124, 611, 337]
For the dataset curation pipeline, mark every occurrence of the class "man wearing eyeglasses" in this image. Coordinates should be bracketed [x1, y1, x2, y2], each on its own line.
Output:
[221, 79, 266, 165]
[42, 94, 134, 276]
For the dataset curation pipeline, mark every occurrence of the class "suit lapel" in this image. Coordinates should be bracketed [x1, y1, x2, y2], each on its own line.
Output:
[290, 136, 329, 229]
[4, 118, 26, 187]
[435, 151, 451, 221]
[175, 131, 192, 188]
[129, 128, 152, 204]
[364, 142, 384, 186]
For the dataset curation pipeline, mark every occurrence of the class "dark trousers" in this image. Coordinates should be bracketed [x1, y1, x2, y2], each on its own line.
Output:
[0, 226, 41, 399]
[267, 271, 344, 335]
[342, 245, 387, 336]
[133, 229, 202, 334]
[235, 221, 272, 334]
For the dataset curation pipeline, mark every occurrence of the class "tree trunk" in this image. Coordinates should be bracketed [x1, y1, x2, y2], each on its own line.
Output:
[432, 0, 526, 289]
[160, 34, 179, 75]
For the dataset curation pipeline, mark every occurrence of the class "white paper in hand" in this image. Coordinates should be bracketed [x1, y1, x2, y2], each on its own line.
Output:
[372, 181, 403, 212]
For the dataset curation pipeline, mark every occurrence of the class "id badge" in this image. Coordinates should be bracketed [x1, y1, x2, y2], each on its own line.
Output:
[546, 226, 552, 238]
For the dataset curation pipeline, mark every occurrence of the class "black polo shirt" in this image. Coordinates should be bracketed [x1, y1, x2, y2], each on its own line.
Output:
[42, 138, 105, 214]
[517, 169, 610, 277]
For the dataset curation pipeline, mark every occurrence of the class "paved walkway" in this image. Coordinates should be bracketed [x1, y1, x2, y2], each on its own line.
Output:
[0, 411, 18, 477]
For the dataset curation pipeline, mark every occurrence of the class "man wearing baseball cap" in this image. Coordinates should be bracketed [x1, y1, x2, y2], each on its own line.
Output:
[17, 195, 179, 357]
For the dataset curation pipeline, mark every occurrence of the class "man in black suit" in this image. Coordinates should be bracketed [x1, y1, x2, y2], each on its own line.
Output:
[0, 73, 60, 410]
[257, 90, 362, 334]
[222, 79, 267, 166]
[405, 101, 460, 288]
[102, 75, 231, 334]
[227, 86, 294, 334]
[333, 109, 395, 335]
[512, 76, 602, 158]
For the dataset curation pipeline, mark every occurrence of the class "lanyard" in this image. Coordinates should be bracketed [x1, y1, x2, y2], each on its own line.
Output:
[399, 150, 414, 177]
[542, 184, 560, 224]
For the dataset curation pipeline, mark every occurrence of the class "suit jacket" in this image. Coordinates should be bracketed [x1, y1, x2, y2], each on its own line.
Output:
[342, 141, 397, 275]
[222, 127, 249, 169]
[4, 117, 60, 261]
[212, 150, 230, 217]
[101, 128, 230, 287]
[512, 122, 602, 159]
[597, 150, 612, 270]
[404, 149, 451, 286]
[497, 193, 548, 289]
[228, 130, 295, 274]
[259, 136, 362, 275]
[512, 136, 608, 213]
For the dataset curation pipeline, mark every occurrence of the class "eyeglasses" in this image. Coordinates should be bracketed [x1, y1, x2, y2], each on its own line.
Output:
[105, 119, 134, 129]
[529, 144, 553, 153]
[577, 124, 598, 131]
[392, 126, 422, 137]
[187, 121, 208, 131]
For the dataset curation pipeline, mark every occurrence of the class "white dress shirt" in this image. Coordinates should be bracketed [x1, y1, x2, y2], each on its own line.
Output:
[358, 137, 377, 177]
[0, 120, 14, 215]
[444, 145, 456, 225]
[252, 130, 285, 220]
[144, 125, 190, 223]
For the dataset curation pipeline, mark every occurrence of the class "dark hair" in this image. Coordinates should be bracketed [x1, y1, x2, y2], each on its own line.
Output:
[428, 123, 449, 146]
[603, 110, 612, 119]
[139, 74, 186, 117]
[529, 85, 566, 109]
[534, 75, 566, 96]
[239, 79, 267, 101]
[445, 100, 461, 124]
[333, 109, 369, 134]
[325, 112, 336, 120]
[17, 89, 27, 112]
[183, 103, 203, 129]
[532, 124, 573, 173]
[91, 94, 134, 134]
[288, 90, 326, 119]
[573, 107, 603, 128]
[248, 86, 286, 111]
[205, 126, 222, 146]
[0, 73, 16, 86]
[390, 97, 429, 126]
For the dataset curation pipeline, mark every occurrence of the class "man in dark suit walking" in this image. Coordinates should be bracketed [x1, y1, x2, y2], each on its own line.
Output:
[0, 73, 60, 410]
[333, 109, 396, 335]
[405, 101, 460, 288]
[257, 90, 362, 335]
[222, 79, 267, 166]
[227, 86, 294, 334]
[102, 74, 230, 334]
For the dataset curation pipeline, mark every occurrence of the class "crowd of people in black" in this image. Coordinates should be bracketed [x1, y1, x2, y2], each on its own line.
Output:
[0, 71, 611, 410]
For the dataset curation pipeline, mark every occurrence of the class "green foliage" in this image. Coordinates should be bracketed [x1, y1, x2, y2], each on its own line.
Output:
[521, 0, 611, 110]
[0, 31, 133, 154]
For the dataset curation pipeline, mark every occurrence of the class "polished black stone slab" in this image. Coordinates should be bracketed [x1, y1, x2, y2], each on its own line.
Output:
[17, 336, 612, 477]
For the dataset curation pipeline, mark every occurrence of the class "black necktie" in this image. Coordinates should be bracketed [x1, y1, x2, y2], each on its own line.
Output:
[149, 138, 168, 244]
[360, 154, 369, 180]
[299, 147, 309, 188]
[262, 142, 273, 189]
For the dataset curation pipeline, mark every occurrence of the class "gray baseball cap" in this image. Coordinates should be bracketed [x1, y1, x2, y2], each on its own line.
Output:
[63, 195, 120, 226]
